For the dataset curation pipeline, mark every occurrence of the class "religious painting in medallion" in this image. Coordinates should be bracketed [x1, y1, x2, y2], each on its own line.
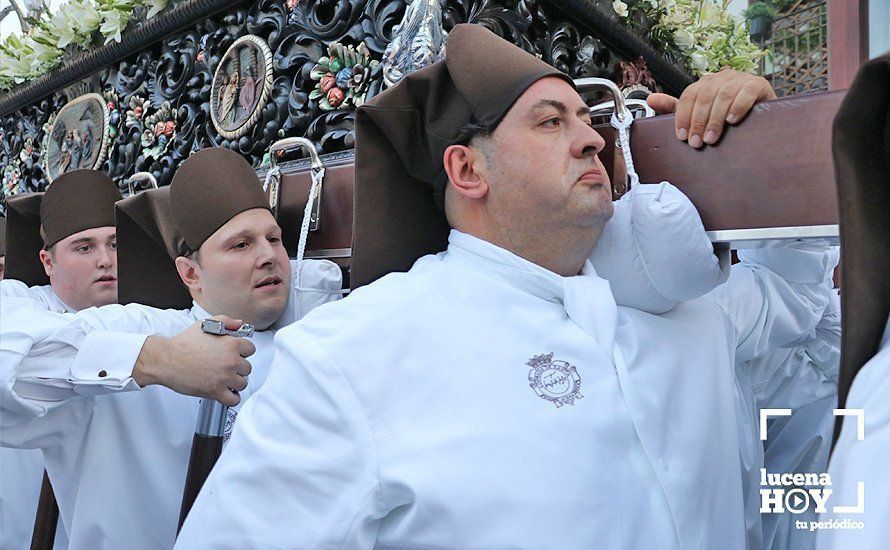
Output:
[210, 35, 274, 140]
[43, 93, 110, 183]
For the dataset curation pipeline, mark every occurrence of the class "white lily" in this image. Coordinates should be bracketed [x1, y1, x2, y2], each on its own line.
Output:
[51, 10, 78, 48]
[143, 0, 169, 19]
[100, 9, 127, 44]
[698, 1, 721, 26]
[673, 28, 695, 49]
[690, 51, 709, 73]
[73, 1, 103, 34]
[612, 0, 629, 18]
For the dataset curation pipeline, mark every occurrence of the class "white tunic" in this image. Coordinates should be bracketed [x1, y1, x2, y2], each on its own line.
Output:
[751, 290, 840, 550]
[0, 260, 342, 550]
[817, 317, 890, 550]
[0, 281, 71, 550]
[176, 230, 836, 550]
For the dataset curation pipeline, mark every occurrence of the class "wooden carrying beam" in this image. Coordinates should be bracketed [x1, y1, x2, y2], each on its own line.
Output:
[596, 90, 844, 246]
[268, 90, 844, 268]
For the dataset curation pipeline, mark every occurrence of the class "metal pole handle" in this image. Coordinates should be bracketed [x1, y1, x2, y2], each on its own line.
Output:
[176, 320, 253, 534]
[30, 471, 59, 550]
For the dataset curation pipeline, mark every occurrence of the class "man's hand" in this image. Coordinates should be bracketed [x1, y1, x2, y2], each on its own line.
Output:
[132, 316, 256, 406]
[646, 68, 777, 148]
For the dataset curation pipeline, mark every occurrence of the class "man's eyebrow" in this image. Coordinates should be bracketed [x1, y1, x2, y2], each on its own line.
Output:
[222, 229, 254, 242]
[529, 99, 592, 119]
[221, 225, 280, 243]
[68, 237, 95, 247]
[529, 99, 567, 115]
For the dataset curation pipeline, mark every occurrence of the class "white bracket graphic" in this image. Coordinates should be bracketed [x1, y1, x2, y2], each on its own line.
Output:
[833, 482, 865, 514]
[833, 408, 865, 440]
[760, 408, 792, 441]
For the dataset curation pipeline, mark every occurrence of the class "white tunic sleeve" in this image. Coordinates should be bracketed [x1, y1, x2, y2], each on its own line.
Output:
[272, 258, 344, 329]
[707, 244, 838, 363]
[0, 303, 188, 447]
[175, 330, 382, 549]
[1, 279, 60, 314]
[818, 337, 890, 549]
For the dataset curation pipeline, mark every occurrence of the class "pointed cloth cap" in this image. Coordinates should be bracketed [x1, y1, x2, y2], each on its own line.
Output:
[4, 169, 120, 286]
[834, 53, 890, 432]
[116, 186, 192, 309]
[170, 147, 270, 253]
[351, 23, 573, 288]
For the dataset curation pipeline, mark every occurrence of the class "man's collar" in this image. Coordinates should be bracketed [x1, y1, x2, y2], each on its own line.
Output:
[189, 301, 213, 321]
[443, 229, 600, 304]
[45, 285, 77, 313]
[443, 230, 617, 356]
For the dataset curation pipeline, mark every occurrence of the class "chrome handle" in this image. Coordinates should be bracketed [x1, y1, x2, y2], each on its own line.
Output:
[573, 77, 631, 123]
[126, 171, 158, 196]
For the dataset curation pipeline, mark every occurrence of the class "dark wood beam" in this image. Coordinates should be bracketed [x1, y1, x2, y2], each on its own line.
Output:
[828, 0, 869, 90]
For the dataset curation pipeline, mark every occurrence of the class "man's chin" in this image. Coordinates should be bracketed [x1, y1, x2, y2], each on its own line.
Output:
[251, 300, 289, 330]
[91, 288, 118, 307]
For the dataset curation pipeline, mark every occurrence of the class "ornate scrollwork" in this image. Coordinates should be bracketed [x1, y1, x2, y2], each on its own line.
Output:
[0, 0, 682, 210]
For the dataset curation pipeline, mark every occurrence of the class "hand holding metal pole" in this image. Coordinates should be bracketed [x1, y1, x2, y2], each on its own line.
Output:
[177, 320, 254, 534]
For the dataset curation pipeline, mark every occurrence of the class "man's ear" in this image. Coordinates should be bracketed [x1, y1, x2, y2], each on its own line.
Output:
[174, 256, 201, 292]
[38, 249, 54, 277]
[443, 144, 489, 200]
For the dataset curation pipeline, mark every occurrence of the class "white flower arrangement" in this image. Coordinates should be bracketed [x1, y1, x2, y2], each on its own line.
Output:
[0, 0, 171, 92]
[612, 0, 766, 77]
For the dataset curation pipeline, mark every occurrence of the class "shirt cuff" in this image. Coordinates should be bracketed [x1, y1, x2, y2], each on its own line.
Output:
[70, 331, 148, 396]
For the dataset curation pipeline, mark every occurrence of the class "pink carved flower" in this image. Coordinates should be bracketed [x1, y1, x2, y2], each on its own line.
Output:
[320, 72, 336, 93]
[326, 87, 345, 108]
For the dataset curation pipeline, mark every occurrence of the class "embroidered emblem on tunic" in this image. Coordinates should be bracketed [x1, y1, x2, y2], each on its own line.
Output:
[527, 352, 583, 407]
[223, 409, 238, 443]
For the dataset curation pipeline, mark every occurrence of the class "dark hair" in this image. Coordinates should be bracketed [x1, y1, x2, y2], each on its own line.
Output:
[185, 248, 202, 266]
[452, 120, 494, 147]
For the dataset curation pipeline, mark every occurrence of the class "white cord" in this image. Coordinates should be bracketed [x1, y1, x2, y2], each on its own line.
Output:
[294, 167, 325, 288]
[610, 112, 640, 188]
[262, 165, 281, 193]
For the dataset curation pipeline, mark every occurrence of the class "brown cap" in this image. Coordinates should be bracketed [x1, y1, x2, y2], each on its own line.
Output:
[350, 23, 573, 289]
[4, 170, 120, 286]
[170, 147, 270, 253]
[834, 53, 890, 425]
[41, 170, 121, 246]
[116, 186, 192, 309]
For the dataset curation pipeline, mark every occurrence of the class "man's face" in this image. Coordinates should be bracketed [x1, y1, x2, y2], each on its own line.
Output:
[39, 226, 117, 311]
[180, 208, 291, 330]
[476, 77, 614, 230]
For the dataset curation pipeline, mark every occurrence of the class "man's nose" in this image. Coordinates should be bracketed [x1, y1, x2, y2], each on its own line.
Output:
[97, 246, 115, 269]
[255, 239, 277, 267]
[572, 121, 606, 159]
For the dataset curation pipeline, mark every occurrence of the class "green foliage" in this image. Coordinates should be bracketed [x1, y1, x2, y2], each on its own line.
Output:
[613, 0, 767, 77]
[0, 0, 171, 92]
[744, 2, 777, 21]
